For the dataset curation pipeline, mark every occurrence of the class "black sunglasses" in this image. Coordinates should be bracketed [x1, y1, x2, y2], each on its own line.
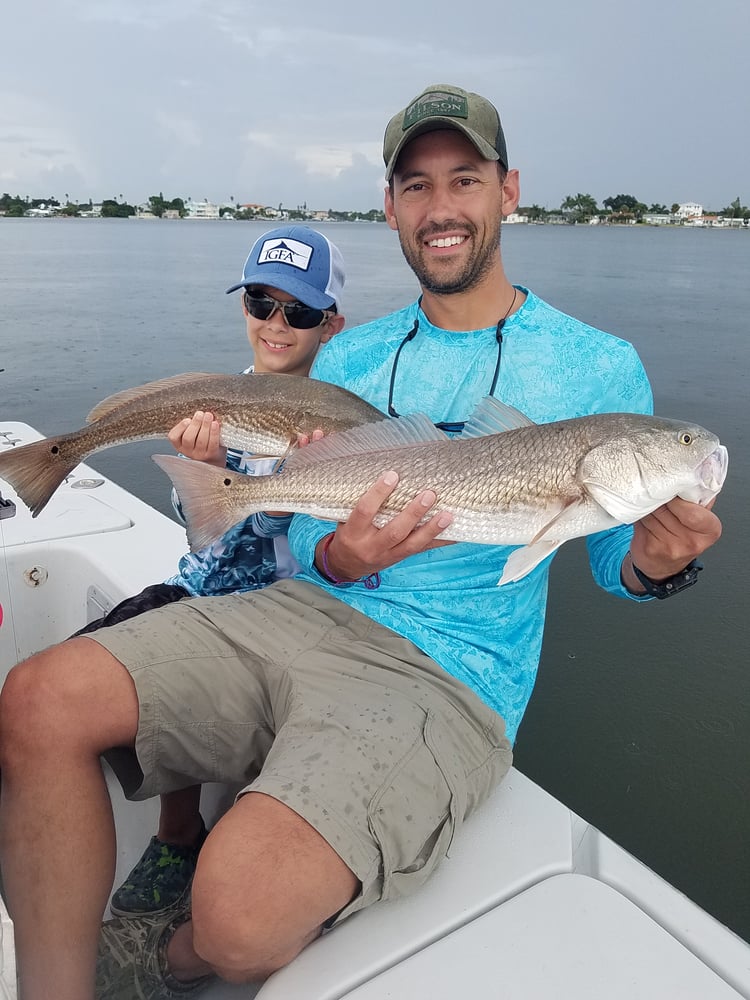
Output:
[243, 289, 335, 330]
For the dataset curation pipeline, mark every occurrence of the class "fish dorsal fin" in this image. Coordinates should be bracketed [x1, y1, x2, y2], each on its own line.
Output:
[461, 397, 536, 439]
[86, 373, 220, 423]
[283, 413, 449, 471]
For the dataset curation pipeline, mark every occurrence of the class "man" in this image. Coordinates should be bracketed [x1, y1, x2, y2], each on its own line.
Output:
[0, 85, 721, 1000]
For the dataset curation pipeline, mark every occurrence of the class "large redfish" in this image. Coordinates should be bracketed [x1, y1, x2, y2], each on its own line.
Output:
[152, 397, 728, 585]
[0, 373, 383, 517]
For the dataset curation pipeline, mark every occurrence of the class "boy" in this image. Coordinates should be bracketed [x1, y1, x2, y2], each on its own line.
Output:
[78, 224, 346, 918]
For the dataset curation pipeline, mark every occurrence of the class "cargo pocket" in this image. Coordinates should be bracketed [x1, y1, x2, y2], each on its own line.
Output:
[367, 709, 468, 903]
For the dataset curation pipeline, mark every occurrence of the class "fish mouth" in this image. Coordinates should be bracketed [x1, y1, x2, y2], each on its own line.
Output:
[700, 445, 729, 494]
[679, 444, 729, 506]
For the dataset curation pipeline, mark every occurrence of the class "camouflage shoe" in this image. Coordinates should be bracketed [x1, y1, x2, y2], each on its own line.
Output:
[110, 820, 208, 917]
[96, 903, 214, 999]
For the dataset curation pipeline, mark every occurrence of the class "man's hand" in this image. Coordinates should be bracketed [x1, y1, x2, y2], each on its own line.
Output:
[624, 497, 722, 591]
[168, 411, 227, 467]
[315, 470, 454, 582]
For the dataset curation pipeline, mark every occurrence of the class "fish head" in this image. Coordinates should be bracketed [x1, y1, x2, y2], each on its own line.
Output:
[580, 417, 728, 523]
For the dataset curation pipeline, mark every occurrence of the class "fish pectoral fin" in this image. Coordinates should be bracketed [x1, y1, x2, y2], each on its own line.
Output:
[497, 539, 564, 585]
[527, 498, 578, 544]
[583, 480, 656, 524]
[497, 499, 584, 585]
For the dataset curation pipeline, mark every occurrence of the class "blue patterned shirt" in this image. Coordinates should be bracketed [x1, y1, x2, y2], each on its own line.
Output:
[289, 288, 653, 742]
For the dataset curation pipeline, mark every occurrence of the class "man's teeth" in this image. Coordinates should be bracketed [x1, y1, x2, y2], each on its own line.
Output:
[428, 235, 465, 247]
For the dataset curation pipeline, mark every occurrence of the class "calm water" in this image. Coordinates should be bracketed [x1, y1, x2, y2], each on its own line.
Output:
[1, 219, 748, 941]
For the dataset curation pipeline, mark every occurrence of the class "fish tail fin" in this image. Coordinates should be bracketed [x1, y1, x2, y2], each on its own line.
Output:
[152, 454, 261, 551]
[0, 435, 82, 517]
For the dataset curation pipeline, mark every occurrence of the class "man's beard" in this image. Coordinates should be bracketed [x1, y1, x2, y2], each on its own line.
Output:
[398, 217, 503, 295]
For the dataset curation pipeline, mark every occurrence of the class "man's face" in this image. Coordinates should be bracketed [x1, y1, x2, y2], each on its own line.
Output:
[384, 129, 518, 295]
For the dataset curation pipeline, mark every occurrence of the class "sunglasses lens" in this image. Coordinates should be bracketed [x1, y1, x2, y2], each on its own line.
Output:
[284, 304, 325, 329]
[244, 292, 275, 321]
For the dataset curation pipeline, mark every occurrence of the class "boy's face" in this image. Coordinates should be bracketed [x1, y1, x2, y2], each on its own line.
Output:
[242, 285, 344, 377]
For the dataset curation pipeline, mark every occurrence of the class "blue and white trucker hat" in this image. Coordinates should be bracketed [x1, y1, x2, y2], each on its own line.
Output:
[226, 225, 345, 309]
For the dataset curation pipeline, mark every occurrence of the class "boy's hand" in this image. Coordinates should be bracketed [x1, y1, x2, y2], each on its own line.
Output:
[168, 411, 227, 467]
[296, 429, 326, 447]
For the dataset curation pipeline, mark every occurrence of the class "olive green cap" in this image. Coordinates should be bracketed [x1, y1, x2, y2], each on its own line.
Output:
[383, 83, 508, 180]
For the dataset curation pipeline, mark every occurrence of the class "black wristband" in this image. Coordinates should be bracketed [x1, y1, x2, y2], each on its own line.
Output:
[630, 558, 703, 599]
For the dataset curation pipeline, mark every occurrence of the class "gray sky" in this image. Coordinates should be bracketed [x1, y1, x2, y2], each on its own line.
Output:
[2, 0, 748, 213]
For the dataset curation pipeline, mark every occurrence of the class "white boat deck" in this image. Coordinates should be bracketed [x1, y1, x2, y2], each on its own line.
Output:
[2, 421, 749, 999]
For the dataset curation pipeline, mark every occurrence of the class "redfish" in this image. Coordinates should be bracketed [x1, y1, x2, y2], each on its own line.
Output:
[152, 397, 728, 585]
[0, 372, 383, 516]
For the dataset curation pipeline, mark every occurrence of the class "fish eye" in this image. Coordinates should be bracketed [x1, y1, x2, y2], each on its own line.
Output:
[223, 477, 231, 487]
[679, 432, 693, 445]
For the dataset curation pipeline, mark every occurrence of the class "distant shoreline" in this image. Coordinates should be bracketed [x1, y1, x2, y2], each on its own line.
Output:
[2, 216, 747, 231]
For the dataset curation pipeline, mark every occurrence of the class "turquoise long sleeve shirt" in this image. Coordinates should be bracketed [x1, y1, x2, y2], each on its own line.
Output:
[288, 288, 653, 742]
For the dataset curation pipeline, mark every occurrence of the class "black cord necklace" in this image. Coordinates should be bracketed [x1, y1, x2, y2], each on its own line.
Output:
[386, 287, 518, 433]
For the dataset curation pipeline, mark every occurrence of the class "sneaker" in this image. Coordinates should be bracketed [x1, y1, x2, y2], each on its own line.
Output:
[96, 903, 214, 999]
[110, 819, 208, 917]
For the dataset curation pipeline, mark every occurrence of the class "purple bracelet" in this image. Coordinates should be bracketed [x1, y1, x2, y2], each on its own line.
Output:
[320, 533, 380, 590]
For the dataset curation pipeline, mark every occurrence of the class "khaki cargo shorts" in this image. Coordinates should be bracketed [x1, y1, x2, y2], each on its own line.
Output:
[91, 579, 512, 920]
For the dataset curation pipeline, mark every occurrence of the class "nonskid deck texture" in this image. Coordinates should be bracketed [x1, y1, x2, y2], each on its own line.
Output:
[1, 422, 749, 1000]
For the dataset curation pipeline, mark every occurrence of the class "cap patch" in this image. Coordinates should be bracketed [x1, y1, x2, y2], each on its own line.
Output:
[257, 238, 313, 271]
[403, 90, 469, 131]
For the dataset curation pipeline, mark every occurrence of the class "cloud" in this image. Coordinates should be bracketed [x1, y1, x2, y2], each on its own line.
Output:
[2, 0, 748, 208]
[68, 0, 207, 28]
[0, 92, 90, 192]
[295, 143, 382, 178]
[153, 111, 202, 149]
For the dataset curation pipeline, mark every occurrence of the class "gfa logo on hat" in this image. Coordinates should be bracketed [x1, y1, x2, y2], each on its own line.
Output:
[258, 238, 313, 271]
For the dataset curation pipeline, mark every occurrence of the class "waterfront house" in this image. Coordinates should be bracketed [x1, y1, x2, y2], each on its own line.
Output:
[184, 199, 220, 219]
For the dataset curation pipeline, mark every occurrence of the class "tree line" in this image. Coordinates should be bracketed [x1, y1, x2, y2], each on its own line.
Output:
[522, 194, 750, 224]
[0, 193, 141, 217]
[0, 192, 386, 222]
[2, 190, 748, 224]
